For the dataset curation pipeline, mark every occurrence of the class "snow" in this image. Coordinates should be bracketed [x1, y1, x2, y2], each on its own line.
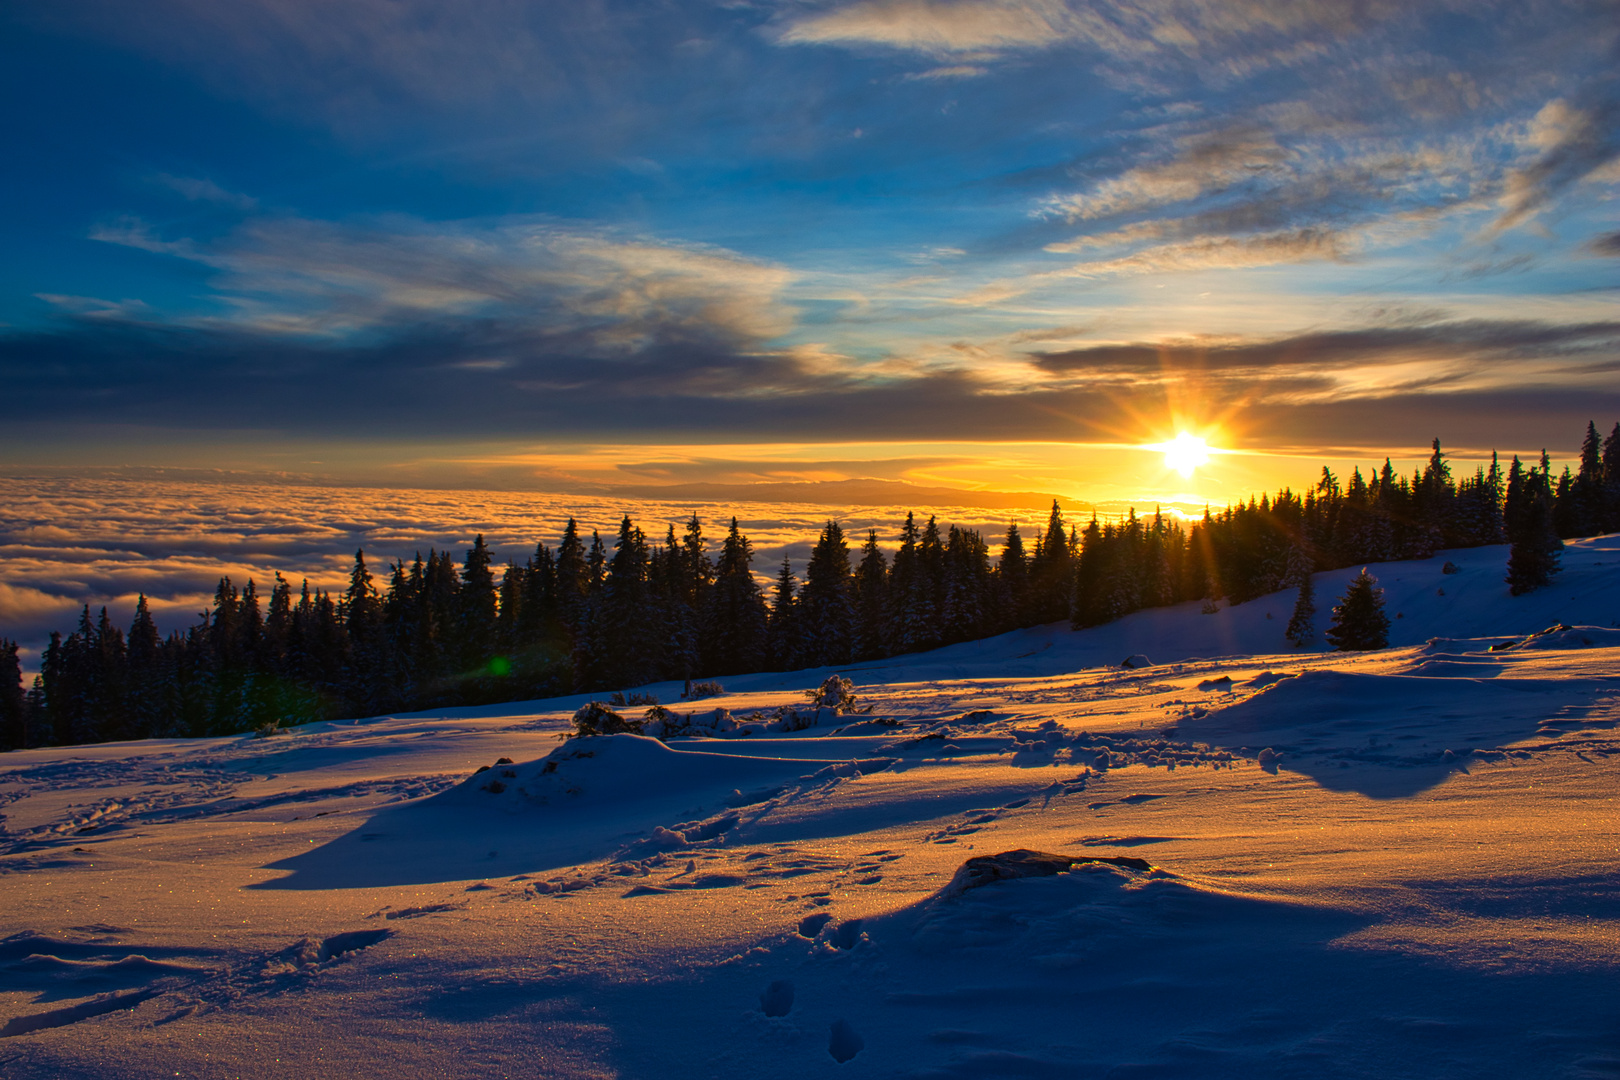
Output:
[1, 538, 1618, 1077]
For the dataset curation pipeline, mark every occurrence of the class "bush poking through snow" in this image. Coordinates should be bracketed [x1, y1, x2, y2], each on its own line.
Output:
[609, 691, 659, 707]
[252, 719, 287, 738]
[682, 680, 724, 700]
[571, 702, 643, 737]
[806, 675, 863, 713]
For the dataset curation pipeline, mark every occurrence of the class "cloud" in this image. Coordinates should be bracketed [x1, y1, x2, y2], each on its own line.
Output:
[1493, 94, 1620, 234]
[151, 173, 259, 210]
[775, 0, 1405, 66]
[1056, 225, 1357, 277]
[1587, 230, 1620, 256]
[0, 473, 1070, 665]
[902, 64, 991, 80]
[1032, 318, 1620, 378]
[777, 0, 1078, 57]
[90, 214, 797, 346]
[1044, 125, 1290, 221]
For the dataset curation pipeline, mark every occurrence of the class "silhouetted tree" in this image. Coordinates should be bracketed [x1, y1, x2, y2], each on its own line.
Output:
[1325, 568, 1389, 651]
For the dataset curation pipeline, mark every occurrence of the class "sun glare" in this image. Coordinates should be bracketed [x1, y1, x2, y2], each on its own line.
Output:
[1160, 432, 1211, 477]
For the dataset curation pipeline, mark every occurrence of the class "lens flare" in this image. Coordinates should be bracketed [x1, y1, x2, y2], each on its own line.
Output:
[1160, 432, 1211, 477]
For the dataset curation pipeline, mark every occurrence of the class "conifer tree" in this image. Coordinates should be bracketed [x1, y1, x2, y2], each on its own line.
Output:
[1028, 501, 1071, 622]
[996, 523, 1027, 630]
[1284, 547, 1316, 647]
[1603, 422, 1620, 532]
[1506, 459, 1563, 595]
[127, 594, 163, 738]
[0, 638, 25, 750]
[941, 525, 991, 644]
[679, 514, 714, 610]
[1325, 568, 1389, 651]
[852, 529, 888, 659]
[1568, 421, 1605, 537]
[885, 513, 930, 654]
[767, 557, 802, 670]
[554, 518, 589, 630]
[703, 518, 768, 675]
[458, 536, 499, 681]
[599, 517, 659, 689]
[800, 521, 855, 667]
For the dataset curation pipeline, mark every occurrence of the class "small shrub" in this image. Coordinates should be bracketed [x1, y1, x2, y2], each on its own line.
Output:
[805, 675, 863, 713]
[1441, 561, 1460, 575]
[683, 680, 725, 700]
[608, 691, 660, 707]
[252, 719, 286, 738]
[571, 701, 643, 737]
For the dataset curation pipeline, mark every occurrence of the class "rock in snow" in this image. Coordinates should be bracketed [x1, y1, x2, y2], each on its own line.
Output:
[945, 849, 1152, 894]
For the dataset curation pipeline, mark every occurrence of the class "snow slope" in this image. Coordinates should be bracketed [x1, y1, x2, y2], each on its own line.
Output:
[0, 539, 1617, 1078]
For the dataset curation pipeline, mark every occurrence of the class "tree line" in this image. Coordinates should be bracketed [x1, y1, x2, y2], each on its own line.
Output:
[4, 421, 1618, 750]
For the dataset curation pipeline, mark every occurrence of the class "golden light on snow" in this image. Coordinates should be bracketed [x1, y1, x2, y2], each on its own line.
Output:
[1154, 432, 1213, 477]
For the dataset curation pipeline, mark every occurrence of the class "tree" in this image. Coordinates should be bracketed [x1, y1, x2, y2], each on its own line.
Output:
[1282, 542, 1317, 648]
[0, 638, 24, 750]
[1325, 568, 1389, 651]
[799, 521, 855, 667]
[1566, 421, 1606, 537]
[1603, 422, 1620, 532]
[767, 558, 802, 670]
[703, 518, 769, 675]
[1506, 459, 1563, 595]
[852, 530, 888, 660]
[997, 523, 1027, 629]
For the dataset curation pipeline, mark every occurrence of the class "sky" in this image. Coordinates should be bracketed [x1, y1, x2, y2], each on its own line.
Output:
[0, 0, 1616, 501]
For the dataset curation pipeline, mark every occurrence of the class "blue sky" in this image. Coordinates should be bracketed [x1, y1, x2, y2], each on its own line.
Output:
[2, 0, 1617, 499]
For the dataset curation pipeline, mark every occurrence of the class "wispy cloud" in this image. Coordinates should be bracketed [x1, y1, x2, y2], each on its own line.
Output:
[1492, 93, 1620, 234]
[151, 173, 259, 210]
[1586, 230, 1620, 257]
[91, 215, 797, 346]
[777, 0, 1079, 58]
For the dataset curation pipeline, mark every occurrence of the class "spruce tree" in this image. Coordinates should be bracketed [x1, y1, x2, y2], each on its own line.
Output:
[703, 518, 768, 675]
[0, 638, 24, 750]
[127, 594, 163, 738]
[1574, 421, 1603, 531]
[1325, 568, 1389, 651]
[1506, 462, 1563, 595]
[767, 557, 802, 670]
[852, 529, 888, 659]
[1603, 422, 1620, 532]
[996, 523, 1027, 629]
[458, 536, 499, 679]
[1286, 574, 1316, 646]
[800, 521, 855, 667]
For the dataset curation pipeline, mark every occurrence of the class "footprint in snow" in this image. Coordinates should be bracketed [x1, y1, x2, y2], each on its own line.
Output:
[798, 913, 834, 938]
[759, 979, 794, 1017]
[829, 1018, 865, 1062]
[827, 919, 864, 950]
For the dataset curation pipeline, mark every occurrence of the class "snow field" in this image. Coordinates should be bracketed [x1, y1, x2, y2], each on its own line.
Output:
[0, 538, 1616, 1077]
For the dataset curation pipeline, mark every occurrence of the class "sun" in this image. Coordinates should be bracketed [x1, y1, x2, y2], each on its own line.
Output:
[1159, 432, 1211, 477]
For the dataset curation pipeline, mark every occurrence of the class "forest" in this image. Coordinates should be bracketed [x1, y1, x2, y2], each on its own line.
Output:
[3, 423, 1617, 750]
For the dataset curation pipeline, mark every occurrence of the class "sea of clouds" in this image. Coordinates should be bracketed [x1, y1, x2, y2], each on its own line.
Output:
[0, 474, 1056, 672]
